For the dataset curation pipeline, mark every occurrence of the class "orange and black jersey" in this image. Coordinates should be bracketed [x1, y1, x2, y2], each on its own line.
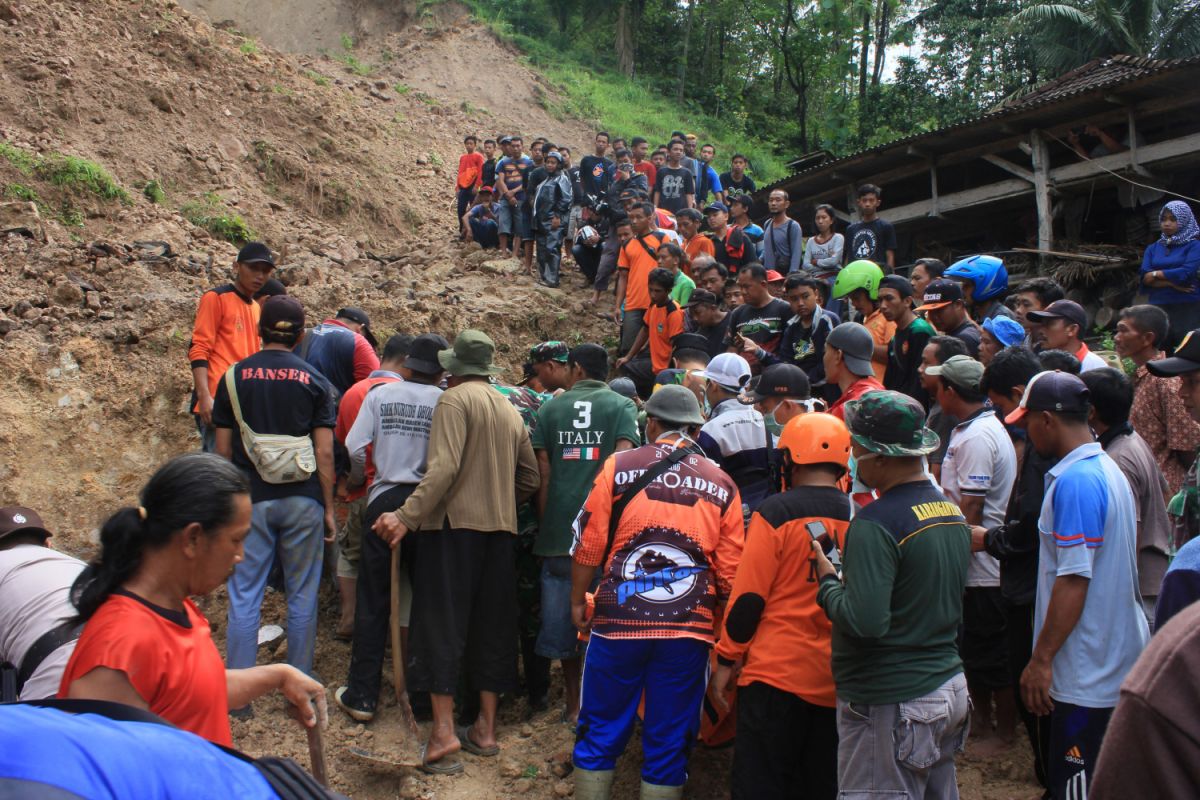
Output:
[188, 284, 260, 409]
[717, 485, 852, 707]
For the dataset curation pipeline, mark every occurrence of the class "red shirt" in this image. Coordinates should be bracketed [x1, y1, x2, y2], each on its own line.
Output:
[319, 318, 381, 386]
[828, 376, 885, 421]
[335, 371, 403, 501]
[457, 152, 484, 190]
[634, 160, 657, 189]
[60, 593, 231, 745]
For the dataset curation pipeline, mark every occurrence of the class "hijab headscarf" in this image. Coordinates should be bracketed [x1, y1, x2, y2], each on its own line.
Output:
[1160, 200, 1200, 247]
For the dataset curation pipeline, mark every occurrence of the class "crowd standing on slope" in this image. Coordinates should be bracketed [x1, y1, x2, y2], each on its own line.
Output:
[3, 128, 1200, 800]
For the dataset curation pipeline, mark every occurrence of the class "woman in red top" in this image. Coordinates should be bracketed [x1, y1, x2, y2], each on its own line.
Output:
[59, 453, 326, 746]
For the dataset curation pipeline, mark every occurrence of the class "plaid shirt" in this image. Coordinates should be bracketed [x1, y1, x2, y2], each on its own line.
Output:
[1130, 358, 1200, 496]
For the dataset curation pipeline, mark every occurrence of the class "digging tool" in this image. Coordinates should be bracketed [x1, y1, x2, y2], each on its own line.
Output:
[391, 545, 419, 736]
[345, 745, 422, 769]
[288, 701, 328, 786]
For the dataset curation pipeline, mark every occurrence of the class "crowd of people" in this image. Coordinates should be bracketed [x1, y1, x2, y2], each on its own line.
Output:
[3, 126, 1200, 800]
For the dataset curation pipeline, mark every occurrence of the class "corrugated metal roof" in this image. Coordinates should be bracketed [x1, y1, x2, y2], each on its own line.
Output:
[762, 54, 1200, 194]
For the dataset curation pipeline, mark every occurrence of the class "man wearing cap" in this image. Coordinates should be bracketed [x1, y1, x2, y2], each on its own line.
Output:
[331, 333, 413, 640]
[684, 289, 730, 360]
[751, 363, 815, 435]
[880, 274, 935, 404]
[373, 330, 540, 772]
[916, 279, 982, 358]
[189, 241, 275, 452]
[980, 315, 1026, 365]
[1006, 370, 1149, 798]
[824, 322, 885, 421]
[1147, 330, 1200, 548]
[532, 344, 639, 724]
[929, 354, 1018, 753]
[1028, 300, 1105, 371]
[298, 307, 381, 396]
[334, 333, 447, 722]
[704, 202, 752, 271]
[0, 507, 85, 700]
[529, 341, 572, 392]
[462, 185, 501, 249]
[532, 150, 574, 288]
[813, 391, 972, 799]
[571, 385, 744, 800]
[697, 352, 774, 522]
[212, 296, 338, 680]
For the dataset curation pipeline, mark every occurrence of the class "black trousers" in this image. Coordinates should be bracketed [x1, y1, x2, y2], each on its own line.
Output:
[621, 354, 657, 400]
[1049, 703, 1112, 800]
[1006, 600, 1052, 790]
[344, 485, 417, 706]
[731, 681, 838, 800]
[407, 527, 519, 696]
[572, 243, 601, 283]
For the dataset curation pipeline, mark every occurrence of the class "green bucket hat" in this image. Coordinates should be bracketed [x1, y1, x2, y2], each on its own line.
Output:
[438, 330, 504, 377]
[843, 390, 940, 457]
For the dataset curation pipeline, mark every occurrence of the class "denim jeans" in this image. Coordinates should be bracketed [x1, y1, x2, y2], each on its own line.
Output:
[226, 495, 325, 676]
[535, 556, 582, 660]
[835, 672, 970, 799]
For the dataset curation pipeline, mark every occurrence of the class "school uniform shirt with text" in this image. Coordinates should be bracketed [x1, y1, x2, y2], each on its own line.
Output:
[643, 300, 687, 373]
[571, 440, 745, 643]
[210, 349, 337, 504]
[344, 378, 443, 506]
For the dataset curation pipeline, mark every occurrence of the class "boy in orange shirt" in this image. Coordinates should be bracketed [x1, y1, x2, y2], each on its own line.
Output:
[713, 413, 853, 800]
[456, 134, 484, 233]
[616, 268, 685, 398]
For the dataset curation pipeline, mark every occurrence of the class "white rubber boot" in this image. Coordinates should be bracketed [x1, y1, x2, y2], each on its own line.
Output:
[574, 768, 616, 800]
[639, 780, 684, 800]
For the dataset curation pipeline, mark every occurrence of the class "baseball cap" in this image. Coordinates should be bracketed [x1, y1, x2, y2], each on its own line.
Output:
[879, 274, 914, 297]
[337, 306, 378, 348]
[826, 322, 875, 377]
[925, 354, 984, 393]
[644, 384, 705, 426]
[750, 364, 811, 402]
[704, 201, 729, 215]
[844, 391, 940, 457]
[914, 279, 963, 312]
[260, 295, 305, 336]
[766, 270, 785, 283]
[0, 506, 51, 542]
[683, 289, 720, 309]
[1003, 370, 1090, 424]
[404, 333, 450, 375]
[529, 341, 569, 364]
[700, 352, 752, 391]
[1027, 300, 1088, 332]
[671, 332, 710, 353]
[237, 242, 275, 266]
[476, 184, 494, 194]
[544, 150, 563, 162]
[608, 377, 638, 399]
[1147, 329, 1200, 376]
[499, 135, 513, 145]
[982, 315, 1026, 348]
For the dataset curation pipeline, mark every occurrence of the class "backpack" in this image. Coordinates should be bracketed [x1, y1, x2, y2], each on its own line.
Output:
[223, 368, 317, 484]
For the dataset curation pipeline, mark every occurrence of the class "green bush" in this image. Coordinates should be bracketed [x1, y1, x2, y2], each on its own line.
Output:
[0, 141, 38, 174]
[3, 183, 39, 202]
[181, 193, 256, 244]
[142, 180, 166, 204]
[37, 154, 132, 203]
[239, 39, 259, 55]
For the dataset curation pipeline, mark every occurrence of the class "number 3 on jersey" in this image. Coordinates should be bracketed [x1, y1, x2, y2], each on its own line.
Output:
[573, 401, 592, 429]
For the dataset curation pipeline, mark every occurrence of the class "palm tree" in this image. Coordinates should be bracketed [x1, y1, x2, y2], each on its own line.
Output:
[1013, 0, 1200, 75]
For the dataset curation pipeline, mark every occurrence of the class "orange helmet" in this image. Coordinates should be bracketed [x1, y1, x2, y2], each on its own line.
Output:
[777, 412, 851, 470]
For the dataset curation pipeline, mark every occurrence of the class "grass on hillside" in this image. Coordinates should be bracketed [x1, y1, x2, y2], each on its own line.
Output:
[0, 142, 133, 224]
[181, 192, 256, 244]
[466, 5, 787, 184]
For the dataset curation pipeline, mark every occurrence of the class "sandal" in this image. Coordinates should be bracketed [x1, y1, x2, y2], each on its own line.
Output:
[457, 725, 500, 757]
[418, 744, 464, 775]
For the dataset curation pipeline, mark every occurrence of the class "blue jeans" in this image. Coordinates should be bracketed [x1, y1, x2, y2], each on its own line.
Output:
[469, 217, 499, 249]
[574, 635, 709, 787]
[535, 556, 582, 660]
[226, 496, 325, 675]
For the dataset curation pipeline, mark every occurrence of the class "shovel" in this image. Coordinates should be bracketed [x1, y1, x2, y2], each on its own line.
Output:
[288, 702, 328, 786]
[390, 545, 419, 737]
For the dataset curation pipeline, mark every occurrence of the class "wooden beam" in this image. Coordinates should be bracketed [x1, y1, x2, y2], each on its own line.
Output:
[846, 184, 858, 222]
[1030, 129, 1054, 254]
[1017, 142, 1032, 156]
[982, 154, 1036, 184]
[906, 145, 928, 158]
[1127, 108, 1139, 168]
[882, 178, 1032, 225]
[1050, 130, 1200, 185]
[929, 162, 940, 217]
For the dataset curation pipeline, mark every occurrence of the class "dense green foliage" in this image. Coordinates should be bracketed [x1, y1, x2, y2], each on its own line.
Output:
[470, 0, 1200, 183]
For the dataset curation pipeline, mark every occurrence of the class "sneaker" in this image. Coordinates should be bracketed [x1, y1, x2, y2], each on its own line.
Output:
[335, 686, 376, 722]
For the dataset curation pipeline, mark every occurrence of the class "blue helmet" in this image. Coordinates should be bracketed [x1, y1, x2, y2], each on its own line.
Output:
[946, 255, 1008, 302]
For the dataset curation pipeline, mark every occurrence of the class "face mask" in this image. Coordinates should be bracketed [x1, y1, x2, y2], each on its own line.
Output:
[849, 451, 878, 493]
[764, 405, 784, 437]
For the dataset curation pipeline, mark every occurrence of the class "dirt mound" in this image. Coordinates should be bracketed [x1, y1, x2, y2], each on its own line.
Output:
[178, 0, 416, 54]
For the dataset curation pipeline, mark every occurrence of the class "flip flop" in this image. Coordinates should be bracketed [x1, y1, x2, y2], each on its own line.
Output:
[457, 725, 500, 757]
[418, 744, 464, 776]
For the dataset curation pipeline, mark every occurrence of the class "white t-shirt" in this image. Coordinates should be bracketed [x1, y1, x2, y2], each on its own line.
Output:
[0, 544, 85, 699]
[941, 409, 1017, 587]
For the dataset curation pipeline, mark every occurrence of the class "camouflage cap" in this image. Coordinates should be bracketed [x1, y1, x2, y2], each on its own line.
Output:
[843, 390, 940, 457]
[529, 340, 569, 364]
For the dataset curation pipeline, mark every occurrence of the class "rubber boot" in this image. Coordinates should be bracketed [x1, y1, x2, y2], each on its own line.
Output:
[639, 781, 684, 800]
[574, 768, 616, 800]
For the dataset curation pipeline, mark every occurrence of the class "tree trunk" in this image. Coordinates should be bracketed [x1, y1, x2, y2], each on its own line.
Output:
[676, 0, 695, 103]
[615, 1, 635, 78]
[871, 0, 889, 87]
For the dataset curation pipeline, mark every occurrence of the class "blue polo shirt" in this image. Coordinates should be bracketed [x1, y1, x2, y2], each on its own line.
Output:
[1035, 441, 1149, 707]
